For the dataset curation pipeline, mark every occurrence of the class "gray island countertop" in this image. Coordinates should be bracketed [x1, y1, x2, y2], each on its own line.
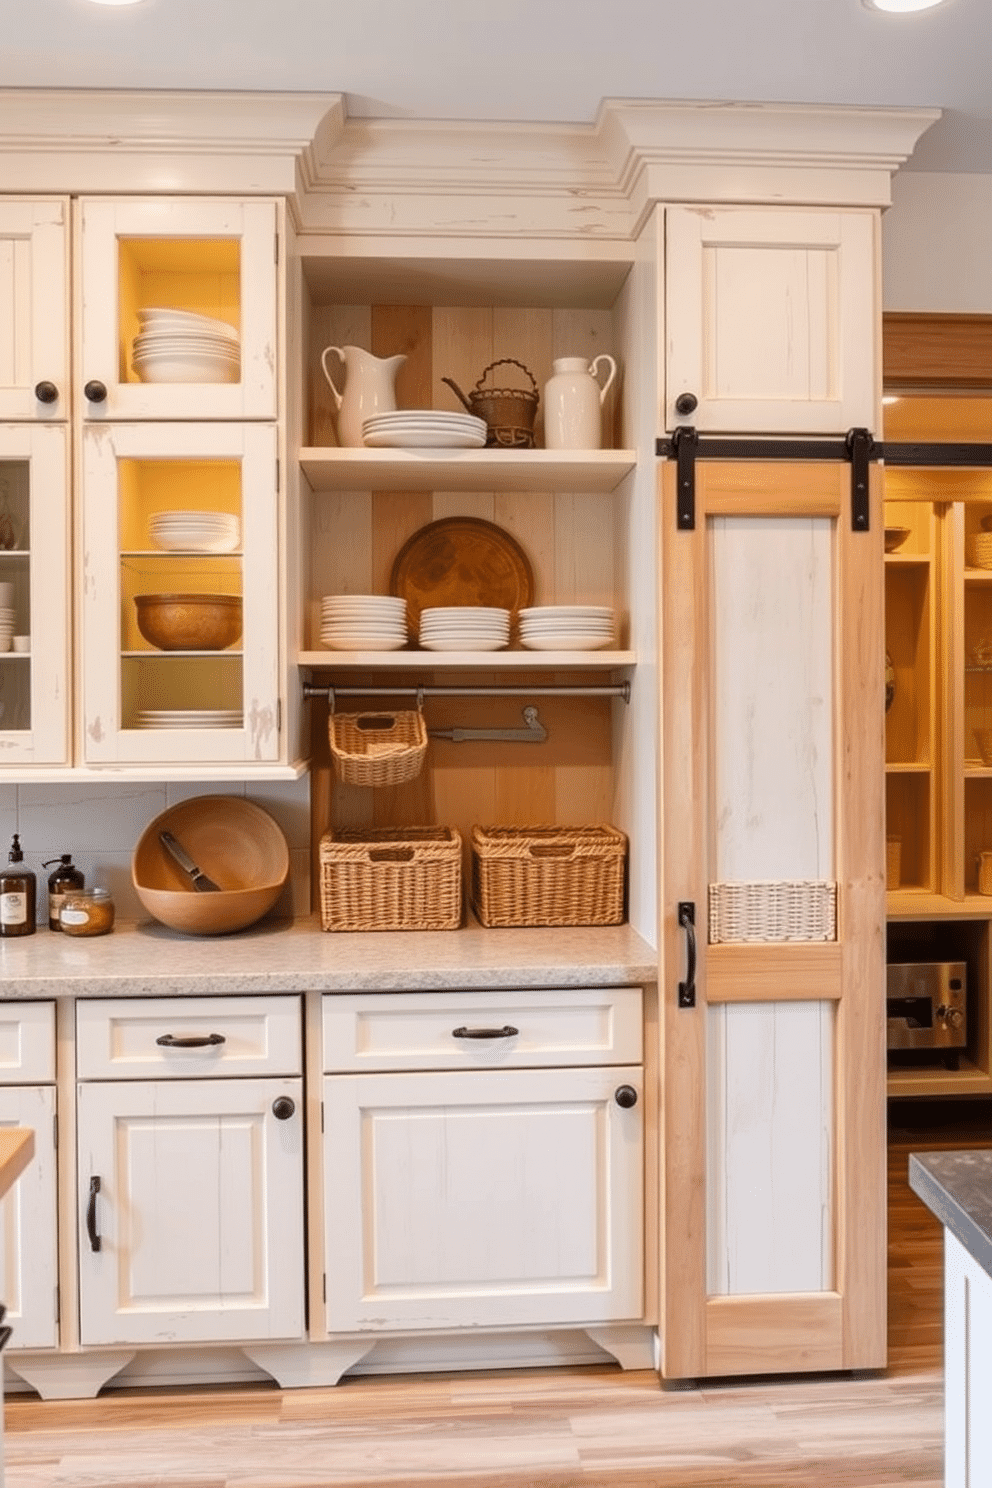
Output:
[0, 914, 658, 999]
[909, 1150, 992, 1281]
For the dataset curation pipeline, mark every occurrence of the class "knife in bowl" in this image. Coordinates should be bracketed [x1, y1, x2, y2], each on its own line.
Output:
[159, 831, 221, 892]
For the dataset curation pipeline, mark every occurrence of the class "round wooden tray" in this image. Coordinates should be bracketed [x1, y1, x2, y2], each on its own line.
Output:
[389, 516, 535, 639]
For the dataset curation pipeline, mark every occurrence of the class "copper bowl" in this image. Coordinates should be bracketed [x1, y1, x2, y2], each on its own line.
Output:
[132, 795, 289, 935]
[135, 593, 242, 651]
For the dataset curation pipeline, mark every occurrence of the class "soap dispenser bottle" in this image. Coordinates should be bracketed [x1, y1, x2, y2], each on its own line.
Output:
[43, 854, 85, 931]
[0, 834, 37, 937]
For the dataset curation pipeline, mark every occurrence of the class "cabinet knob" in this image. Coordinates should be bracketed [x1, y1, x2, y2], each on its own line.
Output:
[272, 1096, 296, 1120]
[83, 380, 108, 404]
[674, 392, 698, 416]
[34, 380, 59, 404]
[614, 1084, 638, 1108]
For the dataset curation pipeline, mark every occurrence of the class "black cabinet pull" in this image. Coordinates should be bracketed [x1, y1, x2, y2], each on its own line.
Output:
[155, 1032, 226, 1049]
[678, 900, 697, 1008]
[451, 1025, 519, 1040]
[675, 391, 699, 416]
[34, 380, 59, 404]
[615, 1084, 638, 1108]
[272, 1096, 295, 1120]
[86, 1174, 101, 1253]
[83, 379, 107, 404]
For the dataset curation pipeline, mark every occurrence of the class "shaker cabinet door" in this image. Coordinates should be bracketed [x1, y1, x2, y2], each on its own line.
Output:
[0, 1085, 59, 1350]
[665, 205, 878, 434]
[0, 198, 69, 422]
[77, 1078, 305, 1346]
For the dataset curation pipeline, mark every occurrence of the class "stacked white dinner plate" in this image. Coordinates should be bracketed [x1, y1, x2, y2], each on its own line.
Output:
[132, 309, 241, 385]
[362, 410, 487, 449]
[149, 510, 241, 553]
[320, 594, 408, 651]
[418, 606, 510, 651]
[134, 709, 242, 729]
[518, 605, 616, 651]
[0, 606, 14, 649]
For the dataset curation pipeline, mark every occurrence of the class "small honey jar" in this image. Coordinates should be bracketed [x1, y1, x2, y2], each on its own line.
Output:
[59, 887, 115, 937]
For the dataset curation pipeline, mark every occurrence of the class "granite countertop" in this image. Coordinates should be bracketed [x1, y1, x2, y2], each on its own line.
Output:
[0, 914, 658, 999]
[909, 1150, 992, 1281]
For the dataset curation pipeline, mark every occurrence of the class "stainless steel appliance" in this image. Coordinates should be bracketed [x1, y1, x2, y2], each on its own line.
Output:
[886, 961, 967, 1051]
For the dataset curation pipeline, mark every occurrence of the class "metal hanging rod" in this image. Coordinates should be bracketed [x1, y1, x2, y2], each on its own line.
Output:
[303, 681, 631, 704]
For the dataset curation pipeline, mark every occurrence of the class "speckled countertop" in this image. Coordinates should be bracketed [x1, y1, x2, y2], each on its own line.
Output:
[909, 1150, 992, 1281]
[0, 914, 658, 998]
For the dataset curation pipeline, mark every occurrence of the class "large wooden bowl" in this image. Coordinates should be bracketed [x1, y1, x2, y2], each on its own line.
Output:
[135, 593, 242, 651]
[132, 795, 289, 935]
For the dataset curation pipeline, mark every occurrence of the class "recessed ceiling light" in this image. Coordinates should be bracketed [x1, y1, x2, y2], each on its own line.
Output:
[84, 0, 147, 7]
[864, 0, 950, 12]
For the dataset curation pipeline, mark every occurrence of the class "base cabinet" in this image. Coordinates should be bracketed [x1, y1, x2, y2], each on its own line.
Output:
[0, 1003, 58, 1354]
[321, 989, 644, 1336]
[944, 1228, 992, 1487]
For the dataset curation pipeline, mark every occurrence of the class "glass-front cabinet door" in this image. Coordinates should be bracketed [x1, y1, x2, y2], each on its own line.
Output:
[80, 422, 280, 766]
[76, 197, 279, 422]
[0, 198, 69, 423]
[0, 424, 69, 765]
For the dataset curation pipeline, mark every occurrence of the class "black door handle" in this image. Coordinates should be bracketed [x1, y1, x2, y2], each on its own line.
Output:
[678, 901, 697, 1008]
[155, 1033, 226, 1049]
[86, 1174, 101, 1252]
[451, 1025, 519, 1040]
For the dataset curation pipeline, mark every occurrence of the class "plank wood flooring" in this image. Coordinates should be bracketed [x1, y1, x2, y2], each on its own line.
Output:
[5, 1101, 990, 1488]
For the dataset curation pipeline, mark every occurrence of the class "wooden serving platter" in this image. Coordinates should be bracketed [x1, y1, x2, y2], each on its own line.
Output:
[389, 516, 535, 637]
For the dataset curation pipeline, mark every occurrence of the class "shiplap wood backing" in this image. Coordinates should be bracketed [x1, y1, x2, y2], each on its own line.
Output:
[303, 302, 628, 881]
[5, 1105, 974, 1488]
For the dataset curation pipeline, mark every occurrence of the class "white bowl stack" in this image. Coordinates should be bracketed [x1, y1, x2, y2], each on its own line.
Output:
[362, 410, 488, 449]
[418, 606, 510, 651]
[320, 594, 408, 651]
[132, 308, 241, 385]
[149, 510, 241, 553]
[518, 605, 616, 650]
[134, 709, 242, 730]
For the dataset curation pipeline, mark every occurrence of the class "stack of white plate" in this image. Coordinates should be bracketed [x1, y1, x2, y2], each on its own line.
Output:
[132, 308, 241, 385]
[320, 594, 408, 651]
[419, 606, 510, 651]
[134, 709, 242, 730]
[0, 606, 14, 650]
[149, 510, 240, 553]
[362, 410, 488, 449]
[518, 605, 616, 651]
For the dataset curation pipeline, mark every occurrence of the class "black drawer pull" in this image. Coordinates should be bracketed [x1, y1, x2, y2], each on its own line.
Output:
[86, 1174, 101, 1253]
[155, 1032, 226, 1049]
[451, 1025, 519, 1040]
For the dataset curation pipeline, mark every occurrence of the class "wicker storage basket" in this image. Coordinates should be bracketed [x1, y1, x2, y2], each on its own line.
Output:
[886, 838, 902, 891]
[328, 709, 427, 788]
[319, 826, 462, 932]
[471, 824, 627, 928]
[968, 533, 992, 570]
[708, 879, 837, 943]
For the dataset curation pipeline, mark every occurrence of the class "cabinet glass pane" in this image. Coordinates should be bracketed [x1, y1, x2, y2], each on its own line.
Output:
[118, 236, 240, 388]
[118, 456, 243, 732]
[0, 460, 32, 733]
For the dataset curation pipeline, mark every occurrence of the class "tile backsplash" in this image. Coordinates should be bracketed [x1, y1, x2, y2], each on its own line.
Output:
[0, 777, 311, 926]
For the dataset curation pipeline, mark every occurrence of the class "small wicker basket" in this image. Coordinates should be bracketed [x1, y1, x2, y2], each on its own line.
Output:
[328, 709, 427, 788]
[443, 359, 539, 448]
[471, 824, 627, 928]
[319, 826, 462, 932]
[976, 729, 992, 766]
[978, 851, 992, 896]
[967, 533, 992, 570]
[708, 879, 837, 943]
[886, 838, 902, 891]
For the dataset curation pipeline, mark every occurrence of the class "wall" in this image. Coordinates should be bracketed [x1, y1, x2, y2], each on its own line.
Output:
[882, 171, 992, 313]
[0, 776, 311, 928]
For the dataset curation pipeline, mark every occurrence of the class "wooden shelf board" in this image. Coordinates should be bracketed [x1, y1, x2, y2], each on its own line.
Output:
[298, 649, 635, 670]
[888, 1058, 992, 1100]
[886, 761, 933, 774]
[300, 448, 637, 495]
[888, 891, 992, 920]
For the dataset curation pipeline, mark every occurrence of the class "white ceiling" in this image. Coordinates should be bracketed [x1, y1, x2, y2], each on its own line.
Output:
[3, 0, 990, 175]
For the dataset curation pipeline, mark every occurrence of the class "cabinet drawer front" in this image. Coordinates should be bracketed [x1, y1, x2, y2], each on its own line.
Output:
[0, 1002, 56, 1084]
[323, 988, 643, 1072]
[76, 996, 302, 1079]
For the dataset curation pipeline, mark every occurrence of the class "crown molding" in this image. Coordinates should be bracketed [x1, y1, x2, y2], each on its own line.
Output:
[0, 90, 940, 241]
[0, 89, 343, 196]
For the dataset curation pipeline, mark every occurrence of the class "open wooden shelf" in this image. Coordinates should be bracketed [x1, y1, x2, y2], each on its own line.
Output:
[300, 447, 637, 495]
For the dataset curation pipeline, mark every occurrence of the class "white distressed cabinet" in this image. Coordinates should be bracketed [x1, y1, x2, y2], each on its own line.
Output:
[0, 198, 69, 422]
[664, 205, 878, 433]
[0, 1002, 59, 1353]
[75, 997, 305, 1349]
[321, 989, 644, 1335]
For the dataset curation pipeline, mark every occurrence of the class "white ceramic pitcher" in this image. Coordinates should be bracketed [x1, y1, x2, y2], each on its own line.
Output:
[320, 345, 407, 447]
[543, 354, 618, 450]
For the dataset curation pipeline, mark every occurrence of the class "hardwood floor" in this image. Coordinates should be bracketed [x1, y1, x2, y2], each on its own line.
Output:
[5, 1101, 989, 1488]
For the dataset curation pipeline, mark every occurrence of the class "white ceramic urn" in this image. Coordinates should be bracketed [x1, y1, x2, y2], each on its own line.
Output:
[543, 354, 617, 450]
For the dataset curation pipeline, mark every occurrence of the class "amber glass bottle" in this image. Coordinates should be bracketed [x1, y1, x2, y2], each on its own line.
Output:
[0, 834, 37, 938]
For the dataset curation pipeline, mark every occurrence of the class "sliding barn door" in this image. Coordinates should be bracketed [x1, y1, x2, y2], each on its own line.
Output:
[660, 457, 887, 1379]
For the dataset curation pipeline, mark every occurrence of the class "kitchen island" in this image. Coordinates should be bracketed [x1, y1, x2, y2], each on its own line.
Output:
[909, 1150, 992, 1488]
